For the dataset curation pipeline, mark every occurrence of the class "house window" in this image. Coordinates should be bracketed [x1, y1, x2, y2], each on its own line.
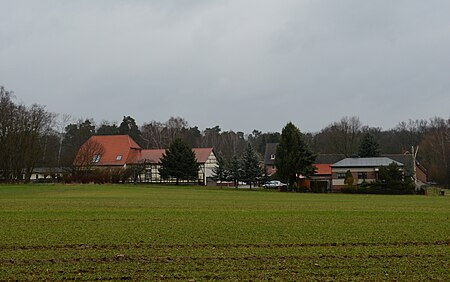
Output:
[116, 155, 123, 161]
[270, 154, 276, 160]
[92, 154, 101, 163]
[358, 172, 367, 179]
[337, 172, 346, 179]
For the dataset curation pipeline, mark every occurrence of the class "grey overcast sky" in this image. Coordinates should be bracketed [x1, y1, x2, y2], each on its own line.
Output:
[1, 1, 449, 133]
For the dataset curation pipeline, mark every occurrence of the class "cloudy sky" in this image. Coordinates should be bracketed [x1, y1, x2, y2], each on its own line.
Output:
[1, 1, 449, 133]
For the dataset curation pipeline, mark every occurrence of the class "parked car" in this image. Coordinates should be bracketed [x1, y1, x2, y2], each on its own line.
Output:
[263, 180, 287, 188]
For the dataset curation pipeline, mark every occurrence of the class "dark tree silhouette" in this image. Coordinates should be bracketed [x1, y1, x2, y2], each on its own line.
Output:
[241, 143, 263, 188]
[358, 132, 380, 157]
[159, 138, 199, 185]
[275, 122, 316, 188]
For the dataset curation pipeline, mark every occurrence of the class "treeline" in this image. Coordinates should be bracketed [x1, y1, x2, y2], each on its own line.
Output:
[0, 86, 449, 187]
[0, 87, 53, 181]
[55, 117, 280, 167]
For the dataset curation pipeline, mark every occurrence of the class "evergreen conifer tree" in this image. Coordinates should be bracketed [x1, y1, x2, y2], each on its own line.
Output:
[212, 154, 228, 183]
[358, 132, 380, 157]
[275, 122, 316, 188]
[228, 155, 241, 188]
[378, 162, 403, 183]
[241, 143, 263, 188]
[159, 138, 199, 185]
[119, 116, 144, 146]
[344, 169, 354, 186]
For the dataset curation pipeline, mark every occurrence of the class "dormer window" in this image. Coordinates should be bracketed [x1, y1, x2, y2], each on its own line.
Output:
[270, 154, 276, 160]
[92, 154, 101, 163]
[116, 155, 123, 161]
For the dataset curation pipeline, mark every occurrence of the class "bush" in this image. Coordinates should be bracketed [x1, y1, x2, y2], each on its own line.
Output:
[341, 181, 415, 195]
[344, 170, 354, 186]
[110, 168, 124, 183]
[311, 181, 328, 193]
[66, 168, 129, 184]
[341, 185, 359, 194]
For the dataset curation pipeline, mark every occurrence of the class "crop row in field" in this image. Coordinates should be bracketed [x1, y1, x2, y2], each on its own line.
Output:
[0, 184, 449, 280]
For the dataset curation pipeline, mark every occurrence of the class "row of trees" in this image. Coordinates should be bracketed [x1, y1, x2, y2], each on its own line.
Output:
[213, 144, 265, 188]
[0, 87, 53, 182]
[1, 86, 448, 187]
[211, 123, 318, 190]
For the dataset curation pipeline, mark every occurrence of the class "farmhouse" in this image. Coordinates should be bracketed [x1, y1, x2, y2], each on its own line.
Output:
[139, 147, 217, 185]
[263, 143, 428, 191]
[74, 135, 217, 185]
[330, 157, 404, 191]
[307, 154, 346, 192]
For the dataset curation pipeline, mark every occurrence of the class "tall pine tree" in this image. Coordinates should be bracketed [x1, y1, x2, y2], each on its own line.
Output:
[358, 132, 380, 157]
[159, 138, 199, 185]
[212, 153, 228, 183]
[275, 122, 316, 188]
[119, 116, 144, 147]
[228, 155, 241, 188]
[241, 143, 262, 188]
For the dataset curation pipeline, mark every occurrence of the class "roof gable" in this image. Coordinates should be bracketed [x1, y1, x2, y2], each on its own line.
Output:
[193, 148, 214, 163]
[75, 135, 142, 166]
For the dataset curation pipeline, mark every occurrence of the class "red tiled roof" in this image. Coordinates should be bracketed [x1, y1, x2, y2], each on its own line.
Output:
[75, 135, 214, 166]
[314, 164, 332, 175]
[193, 148, 214, 163]
[126, 148, 142, 164]
[75, 135, 142, 166]
[140, 149, 165, 163]
[139, 148, 214, 164]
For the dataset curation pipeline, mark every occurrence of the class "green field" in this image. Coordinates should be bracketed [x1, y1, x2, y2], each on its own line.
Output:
[0, 184, 449, 281]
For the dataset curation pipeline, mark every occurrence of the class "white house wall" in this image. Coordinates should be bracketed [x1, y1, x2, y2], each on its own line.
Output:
[136, 152, 217, 184]
[332, 167, 378, 187]
[204, 152, 217, 178]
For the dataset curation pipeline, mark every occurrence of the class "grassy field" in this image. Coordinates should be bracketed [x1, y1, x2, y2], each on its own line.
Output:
[0, 184, 449, 281]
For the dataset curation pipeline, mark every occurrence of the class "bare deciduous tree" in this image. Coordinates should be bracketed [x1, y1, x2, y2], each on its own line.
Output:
[73, 139, 105, 170]
[0, 86, 53, 182]
[420, 117, 450, 188]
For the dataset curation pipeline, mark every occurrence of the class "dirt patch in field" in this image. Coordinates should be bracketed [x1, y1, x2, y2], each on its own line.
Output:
[1, 240, 449, 251]
[0, 253, 447, 266]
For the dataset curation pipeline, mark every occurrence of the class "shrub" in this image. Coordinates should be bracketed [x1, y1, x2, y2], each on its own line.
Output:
[341, 185, 359, 194]
[311, 180, 328, 193]
[341, 182, 415, 195]
[344, 170, 354, 186]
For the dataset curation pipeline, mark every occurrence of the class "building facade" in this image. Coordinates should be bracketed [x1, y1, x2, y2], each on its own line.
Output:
[331, 157, 404, 191]
[74, 135, 217, 185]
